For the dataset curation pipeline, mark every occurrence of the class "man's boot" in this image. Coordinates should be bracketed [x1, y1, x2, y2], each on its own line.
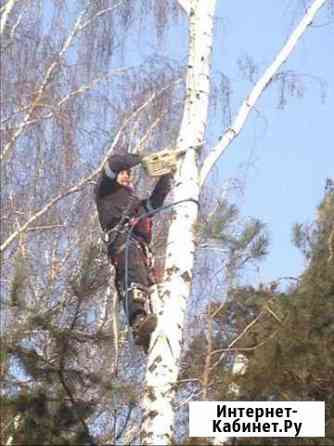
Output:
[129, 286, 157, 353]
[132, 313, 157, 353]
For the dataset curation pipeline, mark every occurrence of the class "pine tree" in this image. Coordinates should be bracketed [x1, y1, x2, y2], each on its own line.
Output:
[209, 183, 334, 446]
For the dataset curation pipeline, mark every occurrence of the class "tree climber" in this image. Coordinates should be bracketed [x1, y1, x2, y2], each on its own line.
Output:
[95, 152, 172, 352]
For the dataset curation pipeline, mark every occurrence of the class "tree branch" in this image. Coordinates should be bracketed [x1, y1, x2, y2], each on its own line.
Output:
[1, 2, 126, 164]
[0, 0, 20, 35]
[209, 310, 265, 370]
[200, 0, 328, 187]
[177, 0, 191, 15]
[58, 370, 95, 446]
[116, 403, 134, 440]
[0, 83, 175, 254]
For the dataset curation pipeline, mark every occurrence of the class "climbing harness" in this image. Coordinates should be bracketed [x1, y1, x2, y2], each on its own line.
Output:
[103, 197, 200, 366]
[123, 198, 200, 329]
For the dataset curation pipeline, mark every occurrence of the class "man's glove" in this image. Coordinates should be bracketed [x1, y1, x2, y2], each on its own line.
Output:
[147, 173, 172, 209]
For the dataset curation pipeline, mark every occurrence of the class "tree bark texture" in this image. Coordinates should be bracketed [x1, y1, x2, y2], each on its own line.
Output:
[141, 1, 216, 444]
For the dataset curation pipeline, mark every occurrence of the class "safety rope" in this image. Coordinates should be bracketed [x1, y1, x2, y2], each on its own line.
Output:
[123, 198, 199, 341]
[107, 197, 199, 371]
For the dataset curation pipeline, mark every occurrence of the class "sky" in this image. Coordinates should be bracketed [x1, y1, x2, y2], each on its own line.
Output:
[209, 0, 334, 284]
[121, 1, 334, 287]
[162, 0, 334, 286]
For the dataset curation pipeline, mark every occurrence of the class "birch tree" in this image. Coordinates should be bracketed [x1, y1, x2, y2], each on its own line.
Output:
[1, 0, 331, 443]
[141, 0, 329, 444]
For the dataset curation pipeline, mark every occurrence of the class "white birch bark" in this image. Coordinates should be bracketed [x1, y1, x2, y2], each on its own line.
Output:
[141, 0, 216, 444]
[141, 0, 327, 444]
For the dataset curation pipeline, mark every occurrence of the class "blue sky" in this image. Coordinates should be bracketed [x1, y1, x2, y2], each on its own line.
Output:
[208, 1, 334, 284]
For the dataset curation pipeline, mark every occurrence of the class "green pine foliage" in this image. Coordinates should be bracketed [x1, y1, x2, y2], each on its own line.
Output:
[221, 185, 334, 445]
[1, 237, 118, 445]
[181, 184, 333, 446]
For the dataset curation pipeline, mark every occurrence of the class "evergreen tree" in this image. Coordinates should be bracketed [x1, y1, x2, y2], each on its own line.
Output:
[189, 183, 334, 446]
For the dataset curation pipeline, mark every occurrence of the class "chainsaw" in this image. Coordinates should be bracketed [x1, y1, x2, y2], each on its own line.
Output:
[141, 144, 202, 177]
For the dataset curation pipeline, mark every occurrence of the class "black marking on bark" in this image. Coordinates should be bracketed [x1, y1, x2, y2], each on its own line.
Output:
[181, 271, 192, 282]
[148, 355, 162, 373]
[148, 364, 157, 374]
[147, 410, 159, 420]
[166, 337, 174, 358]
[166, 265, 179, 277]
[145, 385, 156, 402]
[150, 335, 159, 353]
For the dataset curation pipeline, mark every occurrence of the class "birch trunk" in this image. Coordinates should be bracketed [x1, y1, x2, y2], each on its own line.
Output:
[140, 0, 327, 444]
[141, 1, 216, 444]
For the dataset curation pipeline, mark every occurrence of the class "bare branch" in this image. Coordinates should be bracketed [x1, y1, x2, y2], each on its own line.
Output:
[0, 83, 178, 254]
[135, 112, 168, 154]
[9, 8, 23, 40]
[0, 0, 20, 35]
[0, 2, 126, 164]
[210, 310, 265, 370]
[210, 327, 281, 356]
[77, 2, 126, 33]
[26, 224, 65, 232]
[116, 404, 134, 440]
[201, 303, 213, 399]
[0, 69, 128, 130]
[328, 224, 334, 262]
[210, 302, 284, 371]
[200, 0, 328, 187]
[1, 9, 85, 163]
[265, 303, 283, 324]
[177, 0, 191, 15]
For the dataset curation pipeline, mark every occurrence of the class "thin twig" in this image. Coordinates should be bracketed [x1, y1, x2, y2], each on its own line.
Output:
[1, 82, 177, 254]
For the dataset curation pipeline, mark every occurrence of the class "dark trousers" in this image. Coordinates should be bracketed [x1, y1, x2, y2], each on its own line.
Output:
[109, 237, 154, 325]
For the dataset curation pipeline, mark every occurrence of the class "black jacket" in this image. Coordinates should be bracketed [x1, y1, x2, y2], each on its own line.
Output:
[95, 153, 171, 247]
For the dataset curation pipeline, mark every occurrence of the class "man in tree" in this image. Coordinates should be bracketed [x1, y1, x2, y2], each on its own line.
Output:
[95, 152, 172, 352]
